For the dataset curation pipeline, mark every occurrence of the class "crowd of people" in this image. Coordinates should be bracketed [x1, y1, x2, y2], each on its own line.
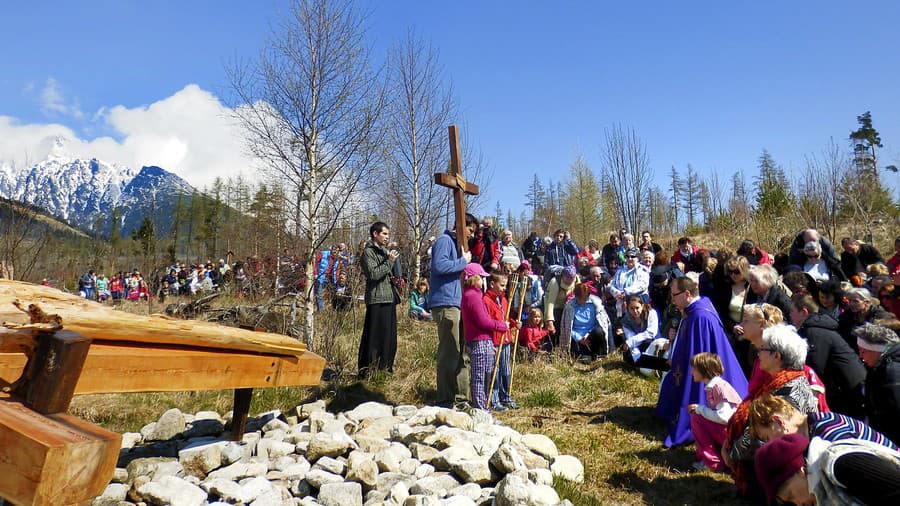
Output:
[67, 219, 900, 505]
[360, 220, 900, 505]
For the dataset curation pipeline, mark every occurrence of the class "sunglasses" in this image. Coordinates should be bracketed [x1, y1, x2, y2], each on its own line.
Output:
[626, 255, 637, 259]
[728, 269, 741, 275]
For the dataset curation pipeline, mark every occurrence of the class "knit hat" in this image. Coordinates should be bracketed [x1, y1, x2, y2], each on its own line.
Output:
[754, 433, 809, 504]
[562, 266, 577, 279]
[463, 263, 490, 278]
[625, 247, 640, 258]
[520, 259, 531, 271]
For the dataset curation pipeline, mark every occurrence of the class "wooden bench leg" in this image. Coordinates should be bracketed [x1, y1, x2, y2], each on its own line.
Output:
[230, 387, 253, 440]
[17, 331, 92, 414]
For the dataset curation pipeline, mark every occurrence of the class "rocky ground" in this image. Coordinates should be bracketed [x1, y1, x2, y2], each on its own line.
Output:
[95, 400, 585, 506]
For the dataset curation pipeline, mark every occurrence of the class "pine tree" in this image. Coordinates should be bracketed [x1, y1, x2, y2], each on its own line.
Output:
[668, 166, 683, 230]
[754, 150, 794, 219]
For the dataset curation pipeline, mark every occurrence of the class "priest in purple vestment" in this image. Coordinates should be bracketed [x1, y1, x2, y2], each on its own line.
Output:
[656, 277, 749, 447]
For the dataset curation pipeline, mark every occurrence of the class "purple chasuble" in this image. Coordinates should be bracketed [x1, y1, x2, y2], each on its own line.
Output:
[655, 296, 748, 447]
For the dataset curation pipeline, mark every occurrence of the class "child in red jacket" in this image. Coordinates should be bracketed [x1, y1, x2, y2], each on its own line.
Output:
[483, 270, 520, 410]
[521, 307, 551, 354]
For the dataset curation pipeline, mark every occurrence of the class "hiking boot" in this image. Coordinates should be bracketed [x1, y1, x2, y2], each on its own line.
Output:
[491, 403, 508, 412]
[692, 461, 709, 471]
[505, 400, 521, 410]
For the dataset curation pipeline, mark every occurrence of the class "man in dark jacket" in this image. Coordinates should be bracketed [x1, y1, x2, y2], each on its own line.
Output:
[840, 237, 885, 279]
[790, 294, 866, 419]
[543, 229, 578, 282]
[358, 221, 400, 378]
[788, 229, 846, 281]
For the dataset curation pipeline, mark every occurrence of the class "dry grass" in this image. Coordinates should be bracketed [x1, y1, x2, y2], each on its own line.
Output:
[69, 303, 752, 506]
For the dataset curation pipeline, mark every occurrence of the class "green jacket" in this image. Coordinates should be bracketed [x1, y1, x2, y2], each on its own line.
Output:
[361, 241, 396, 305]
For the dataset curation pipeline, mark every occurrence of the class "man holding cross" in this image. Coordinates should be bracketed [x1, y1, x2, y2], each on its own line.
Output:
[430, 212, 479, 408]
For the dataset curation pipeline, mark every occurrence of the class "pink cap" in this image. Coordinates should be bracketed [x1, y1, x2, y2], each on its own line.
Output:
[464, 263, 490, 278]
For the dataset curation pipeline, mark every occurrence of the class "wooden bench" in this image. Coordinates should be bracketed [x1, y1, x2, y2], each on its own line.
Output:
[0, 280, 325, 505]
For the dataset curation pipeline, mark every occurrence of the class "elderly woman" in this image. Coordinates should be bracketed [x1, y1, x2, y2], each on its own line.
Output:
[837, 288, 893, 353]
[723, 324, 820, 496]
[855, 323, 900, 446]
[559, 283, 610, 362]
[745, 264, 792, 317]
[801, 240, 833, 282]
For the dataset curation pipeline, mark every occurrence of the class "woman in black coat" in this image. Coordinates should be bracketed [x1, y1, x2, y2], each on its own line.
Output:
[855, 323, 900, 446]
[790, 294, 866, 419]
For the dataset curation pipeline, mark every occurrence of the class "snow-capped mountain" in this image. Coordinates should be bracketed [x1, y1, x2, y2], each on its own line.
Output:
[0, 137, 195, 237]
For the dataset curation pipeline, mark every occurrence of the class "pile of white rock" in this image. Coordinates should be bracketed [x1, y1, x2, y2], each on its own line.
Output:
[95, 401, 584, 506]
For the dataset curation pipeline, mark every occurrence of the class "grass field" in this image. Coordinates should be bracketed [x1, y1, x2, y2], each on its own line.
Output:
[69, 302, 752, 506]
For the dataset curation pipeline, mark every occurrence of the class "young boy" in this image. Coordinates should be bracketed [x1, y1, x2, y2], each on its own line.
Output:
[483, 271, 521, 411]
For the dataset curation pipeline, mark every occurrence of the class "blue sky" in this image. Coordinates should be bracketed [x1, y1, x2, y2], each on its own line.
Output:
[1, 1, 898, 216]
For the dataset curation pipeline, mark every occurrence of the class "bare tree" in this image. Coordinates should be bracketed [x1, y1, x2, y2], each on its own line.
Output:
[601, 125, 652, 234]
[0, 197, 51, 281]
[382, 30, 455, 283]
[798, 139, 846, 240]
[227, 0, 385, 349]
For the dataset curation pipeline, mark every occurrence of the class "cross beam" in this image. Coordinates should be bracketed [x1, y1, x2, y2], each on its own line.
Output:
[434, 125, 479, 253]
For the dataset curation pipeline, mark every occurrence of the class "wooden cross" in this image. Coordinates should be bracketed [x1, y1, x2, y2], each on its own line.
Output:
[434, 125, 479, 253]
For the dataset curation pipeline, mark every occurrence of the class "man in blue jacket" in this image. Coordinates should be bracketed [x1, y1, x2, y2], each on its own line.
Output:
[430, 212, 478, 409]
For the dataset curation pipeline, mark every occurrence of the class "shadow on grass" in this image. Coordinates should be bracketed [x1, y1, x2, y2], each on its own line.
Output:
[608, 470, 752, 506]
[326, 380, 391, 413]
[575, 405, 667, 440]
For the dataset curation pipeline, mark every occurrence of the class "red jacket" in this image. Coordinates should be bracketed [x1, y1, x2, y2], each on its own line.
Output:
[520, 325, 549, 352]
[483, 289, 514, 346]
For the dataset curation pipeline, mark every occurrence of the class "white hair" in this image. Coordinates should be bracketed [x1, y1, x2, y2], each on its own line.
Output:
[761, 324, 808, 370]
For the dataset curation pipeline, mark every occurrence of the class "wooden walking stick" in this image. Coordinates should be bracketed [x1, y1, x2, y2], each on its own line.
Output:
[487, 273, 517, 410]
[509, 275, 531, 386]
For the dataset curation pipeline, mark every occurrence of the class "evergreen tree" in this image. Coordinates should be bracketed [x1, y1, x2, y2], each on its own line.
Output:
[754, 150, 794, 219]
[668, 166, 683, 230]
[525, 174, 545, 230]
[562, 154, 602, 243]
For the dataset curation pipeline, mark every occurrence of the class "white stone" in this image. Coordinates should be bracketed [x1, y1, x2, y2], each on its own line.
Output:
[146, 408, 186, 441]
[296, 399, 327, 420]
[318, 482, 363, 506]
[414, 463, 435, 478]
[93, 483, 128, 504]
[490, 443, 526, 474]
[447, 483, 482, 501]
[121, 432, 143, 449]
[179, 440, 226, 478]
[305, 468, 345, 489]
[137, 475, 207, 506]
[307, 432, 355, 462]
[550, 454, 584, 483]
[345, 402, 394, 422]
[206, 461, 268, 481]
[393, 405, 418, 419]
[258, 439, 296, 460]
[201, 478, 244, 502]
[531, 484, 561, 505]
[520, 434, 558, 460]
[313, 456, 347, 475]
[399, 457, 421, 475]
[527, 468, 554, 486]
[238, 476, 276, 503]
[221, 441, 252, 465]
[390, 480, 410, 504]
[449, 457, 495, 485]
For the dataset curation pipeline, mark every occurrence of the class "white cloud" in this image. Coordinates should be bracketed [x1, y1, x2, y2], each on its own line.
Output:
[39, 78, 84, 118]
[0, 84, 263, 189]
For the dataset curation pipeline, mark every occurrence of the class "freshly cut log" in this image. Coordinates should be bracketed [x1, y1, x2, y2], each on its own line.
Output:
[0, 342, 326, 394]
[0, 279, 307, 356]
[0, 394, 121, 506]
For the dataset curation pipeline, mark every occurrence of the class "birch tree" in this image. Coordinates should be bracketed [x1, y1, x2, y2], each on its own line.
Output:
[600, 124, 652, 234]
[228, 0, 385, 349]
[382, 30, 455, 283]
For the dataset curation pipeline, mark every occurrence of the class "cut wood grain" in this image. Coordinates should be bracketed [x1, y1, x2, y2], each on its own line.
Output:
[0, 395, 121, 506]
[0, 279, 307, 356]
[0, 341, 326, 394]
